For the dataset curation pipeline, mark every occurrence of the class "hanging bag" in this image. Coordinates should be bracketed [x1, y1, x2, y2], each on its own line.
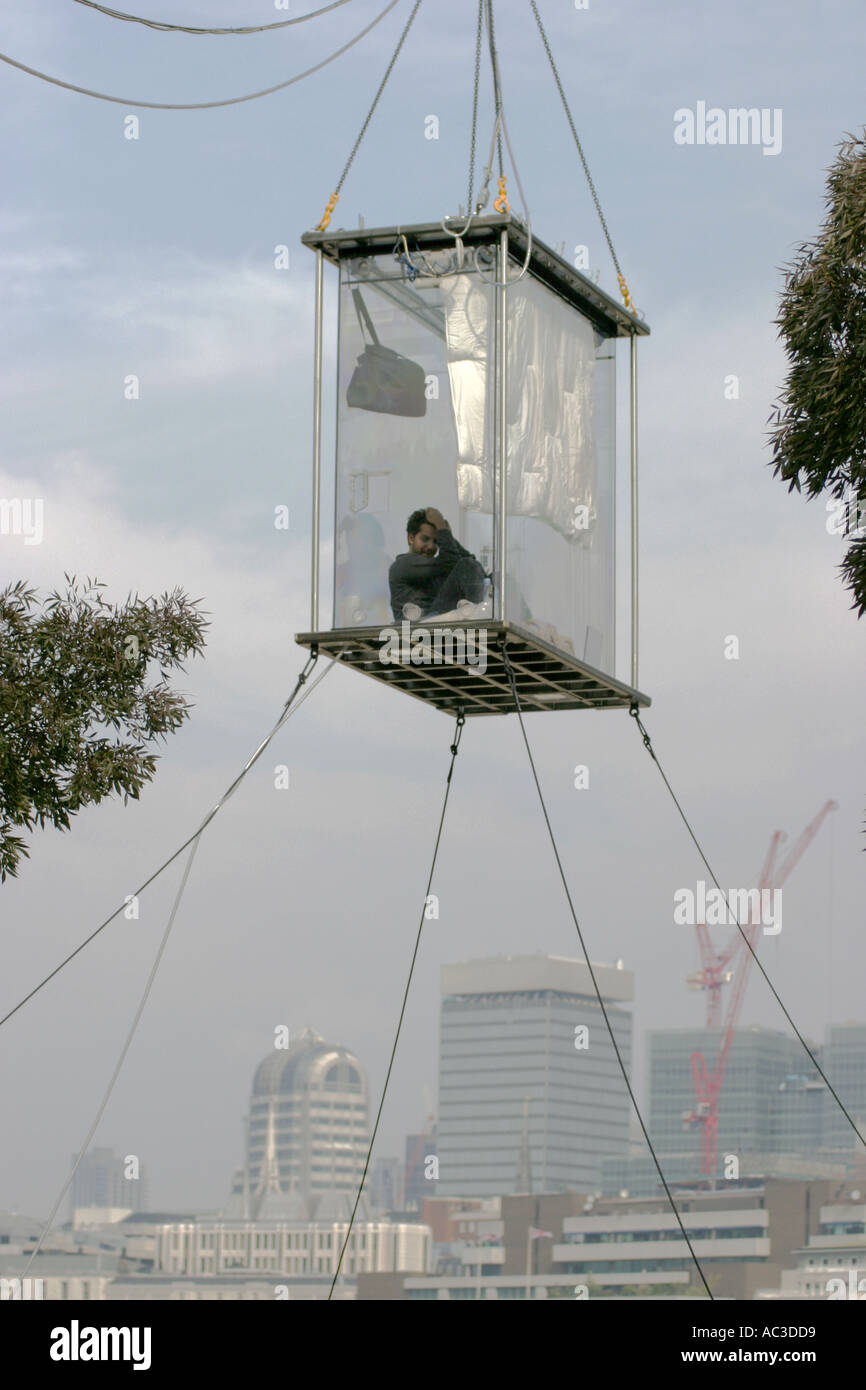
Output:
[346, 289, 427, 418]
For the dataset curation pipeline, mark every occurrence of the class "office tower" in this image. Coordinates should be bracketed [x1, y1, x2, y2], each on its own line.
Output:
[824, 1024, 866, 1153]
[649, 1026, 821, 1165]
[228, 1028, 369, 1217]
[437, 955, 633, 1196]
[404, 1127, 437, 1207]
[69, 1147, 148, 1217]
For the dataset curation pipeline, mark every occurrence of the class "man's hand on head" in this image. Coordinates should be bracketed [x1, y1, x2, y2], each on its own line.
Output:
[426, 507, 449, 532]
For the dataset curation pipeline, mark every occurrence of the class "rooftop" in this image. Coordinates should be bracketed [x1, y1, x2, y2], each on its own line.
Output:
[441, 953, 633, 1003]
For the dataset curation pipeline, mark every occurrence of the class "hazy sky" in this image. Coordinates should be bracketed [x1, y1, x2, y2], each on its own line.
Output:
[1, 0, 863, 1216]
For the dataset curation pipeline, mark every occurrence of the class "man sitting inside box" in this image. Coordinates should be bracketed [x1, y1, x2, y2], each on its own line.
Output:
[388, 507, 486, 621]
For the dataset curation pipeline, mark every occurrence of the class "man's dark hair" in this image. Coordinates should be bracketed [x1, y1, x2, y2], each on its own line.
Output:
[407, 508, 431, 537]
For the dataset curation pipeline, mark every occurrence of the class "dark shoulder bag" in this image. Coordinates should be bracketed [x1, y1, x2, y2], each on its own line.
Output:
[346, 289, 427, 418]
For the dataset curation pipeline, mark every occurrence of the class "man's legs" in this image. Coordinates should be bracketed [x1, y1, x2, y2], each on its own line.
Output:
[425, 557, 486, 616]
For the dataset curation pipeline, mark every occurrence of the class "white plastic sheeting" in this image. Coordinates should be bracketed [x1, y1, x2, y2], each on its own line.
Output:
[440, 272, 598, 542]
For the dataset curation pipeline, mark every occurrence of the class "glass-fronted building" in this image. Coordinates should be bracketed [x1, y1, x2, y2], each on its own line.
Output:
[824, 1025, 866, 1152]
[436, 955, 633, 1196]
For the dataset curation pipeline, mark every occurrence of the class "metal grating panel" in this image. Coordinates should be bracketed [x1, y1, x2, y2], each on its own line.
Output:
[295, 621, 650, 718]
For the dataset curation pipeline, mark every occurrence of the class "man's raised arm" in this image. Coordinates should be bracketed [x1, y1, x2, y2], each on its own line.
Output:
[426, 506, 474, 560]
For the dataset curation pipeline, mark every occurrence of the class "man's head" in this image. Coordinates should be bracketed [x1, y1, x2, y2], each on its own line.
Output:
[407, 508, 437, 556]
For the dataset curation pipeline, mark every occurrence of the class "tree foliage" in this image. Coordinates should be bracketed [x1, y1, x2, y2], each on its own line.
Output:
[769, 131, 866, 615]
[0, 575, 208, 881]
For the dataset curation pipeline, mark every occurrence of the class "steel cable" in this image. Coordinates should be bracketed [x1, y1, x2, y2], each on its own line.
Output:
[328, 709, 466, 1299]
[71, 0, 355, 34]
[0, 651, 342, 1032]
[501, 649, 714, 1299]
[629, 706, 866, 1156]
[0, 0, 402, 109]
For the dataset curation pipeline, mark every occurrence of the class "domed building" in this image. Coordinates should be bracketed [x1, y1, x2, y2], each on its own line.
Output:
[227, 1029, 370, 1220]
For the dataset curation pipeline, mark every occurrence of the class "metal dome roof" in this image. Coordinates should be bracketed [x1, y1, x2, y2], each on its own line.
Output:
[252, 1029, 365, 1097]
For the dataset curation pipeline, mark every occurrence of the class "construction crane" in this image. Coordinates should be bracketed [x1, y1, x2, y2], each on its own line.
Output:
[683, 800, 837, 1175]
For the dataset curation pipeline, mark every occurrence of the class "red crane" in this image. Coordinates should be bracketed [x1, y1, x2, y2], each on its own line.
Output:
[683, 800, 837, 1175]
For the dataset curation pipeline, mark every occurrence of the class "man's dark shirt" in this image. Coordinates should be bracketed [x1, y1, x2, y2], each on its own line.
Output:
[388, 528, 477, 619]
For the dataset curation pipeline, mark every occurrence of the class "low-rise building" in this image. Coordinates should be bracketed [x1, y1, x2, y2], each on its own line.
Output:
[756, 1194, 866, 1299]
[154, 1212, 429, 1281]
[0, 1253, 116, 1301]
[359, 1179, 839, 1299]
[2, 1202, 430, 1299]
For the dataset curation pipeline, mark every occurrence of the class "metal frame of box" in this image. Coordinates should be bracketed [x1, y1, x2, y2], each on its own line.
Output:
[298, 214, 651, 716]
[295, 620, 650, 717]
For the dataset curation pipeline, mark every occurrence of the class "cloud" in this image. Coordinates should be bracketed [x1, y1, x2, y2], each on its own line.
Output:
[0, 243, 311, 390]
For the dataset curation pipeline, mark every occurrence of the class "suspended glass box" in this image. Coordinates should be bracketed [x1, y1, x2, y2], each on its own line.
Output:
[296, 215, 650, 716]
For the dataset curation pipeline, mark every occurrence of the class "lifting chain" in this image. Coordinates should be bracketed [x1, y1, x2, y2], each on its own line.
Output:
[316, 190, 339, 232]
[617, 272, 634, 313]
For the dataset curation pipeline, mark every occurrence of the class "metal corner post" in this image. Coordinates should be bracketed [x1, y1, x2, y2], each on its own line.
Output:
[629, 330, 639, 690]
[496, 229, 508, 622]
[311, 249, 324, 631]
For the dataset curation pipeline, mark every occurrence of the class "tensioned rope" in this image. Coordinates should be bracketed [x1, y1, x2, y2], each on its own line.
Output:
[470, 1, 533, 287]
[501, 649, 714, 1299]
[71, 0, 355, 34]
[485, 0, 505, 189]
[529, 0, 634, 312]
[22, 838, 201, 1275]
[315, 0, 423, 230]
[0, 650, 343, 1033]
[0, 0, 402, 109]
[465, 0, 484, 215]
[629, 706, 866, 1155]
[328, 709, 466, 1300]
[21, 650, 342, 1273]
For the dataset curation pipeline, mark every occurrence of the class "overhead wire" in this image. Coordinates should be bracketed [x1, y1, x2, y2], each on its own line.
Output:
[70, 0, 356, 34]
[529, 0, 635, 312]
[20, 649, 344, 1272]
[629, 707, 866, 1156]
[328, 709, 466, 1299]
[0, 0, 403, 110]
[465, 0, 484, 215]
[0, 650, 343, 1034]
[501, 649, 714, 1299]
[473, 0, 505, 215]
[462, 0, 532, 288]
[22, 835, 202, 1276]
[484, 0, 505, 184]
[315, 0, 423, 229]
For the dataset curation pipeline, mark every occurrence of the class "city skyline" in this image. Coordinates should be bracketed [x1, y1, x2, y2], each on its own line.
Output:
[20, 973, 866, 1221]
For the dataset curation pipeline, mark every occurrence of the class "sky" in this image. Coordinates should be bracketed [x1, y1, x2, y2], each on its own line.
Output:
[0, 0, 863, 1217]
